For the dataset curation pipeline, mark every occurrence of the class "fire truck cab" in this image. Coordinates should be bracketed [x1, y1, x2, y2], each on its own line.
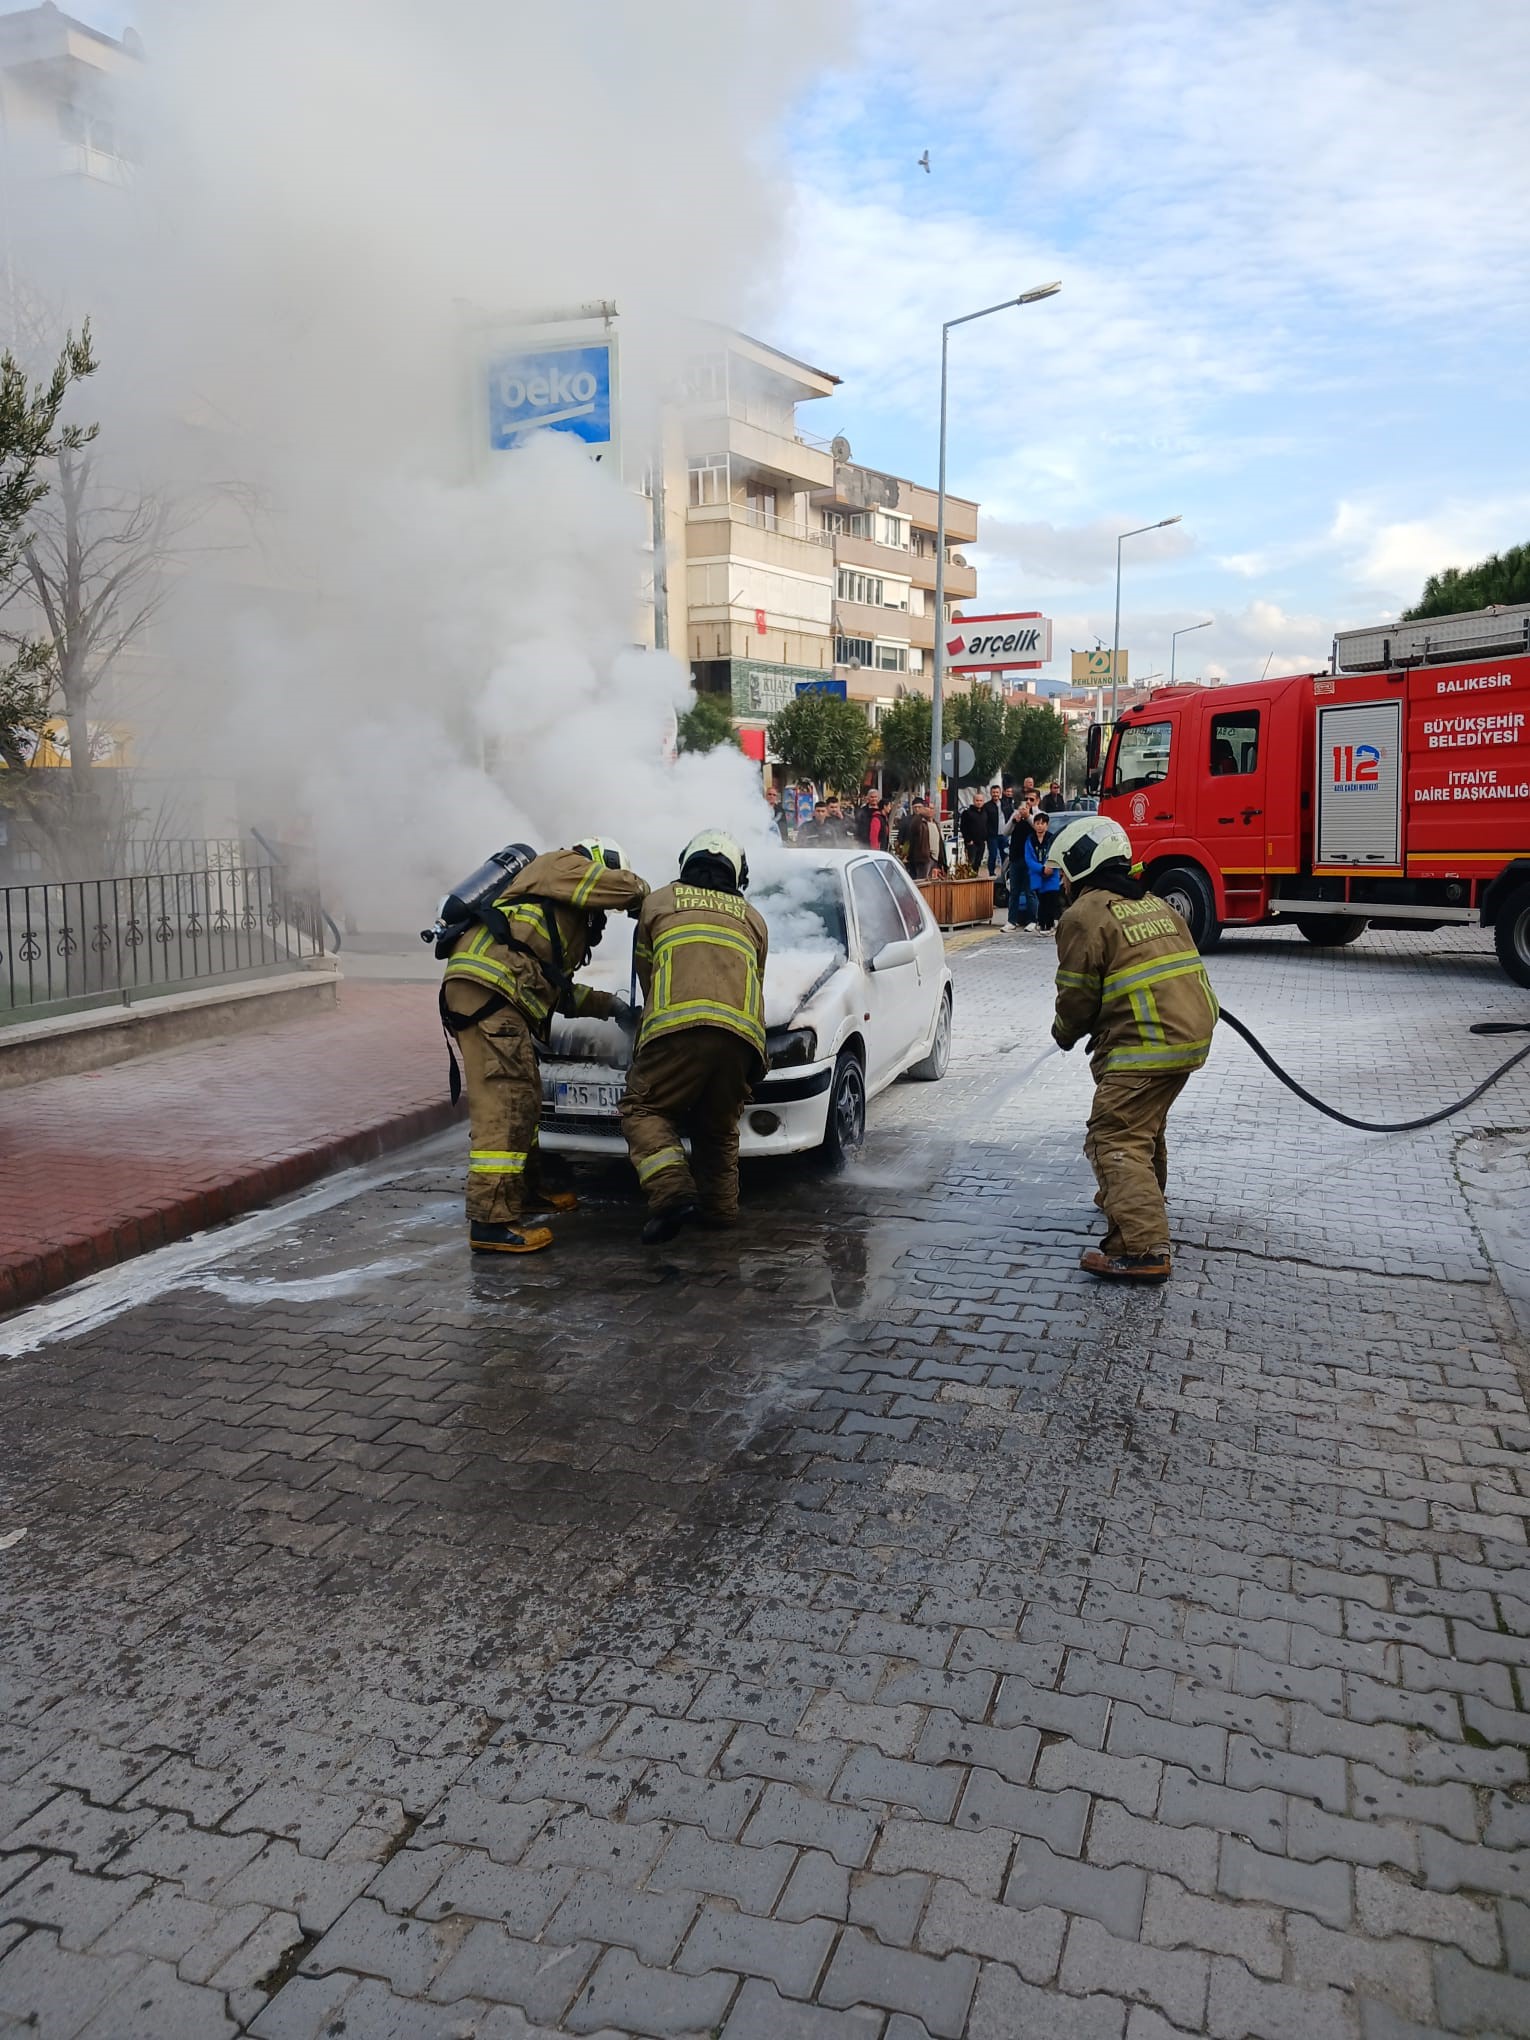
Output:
[1088, 604, 1530, 986]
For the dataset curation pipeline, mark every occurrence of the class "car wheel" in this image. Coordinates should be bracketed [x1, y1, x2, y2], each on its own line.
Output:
[1296, 914, 1369, 947]
[1494, 885, 1530, 988]
[821, 1048, 866, 1163]
[1153, 862, 1220, 951]
[906, 989, 952, 1082]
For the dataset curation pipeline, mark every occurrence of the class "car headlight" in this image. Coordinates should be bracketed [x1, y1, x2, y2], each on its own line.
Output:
[767, 1027, 818, 1068]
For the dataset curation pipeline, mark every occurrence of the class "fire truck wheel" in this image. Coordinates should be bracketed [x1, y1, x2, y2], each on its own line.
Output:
[1494, 886, 1530, 988]
[1153, 863, 1220, 952]
[1296, 915, 1369, 948]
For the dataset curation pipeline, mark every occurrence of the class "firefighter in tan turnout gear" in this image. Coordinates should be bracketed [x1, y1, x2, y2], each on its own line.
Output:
[1049, 816, 1219, 1283]
[443, 839, 648, 1254]
[620, 830, 769, 1245]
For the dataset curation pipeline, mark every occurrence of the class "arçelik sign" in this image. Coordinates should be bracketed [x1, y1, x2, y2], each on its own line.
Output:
[945, 611, 1053, 671]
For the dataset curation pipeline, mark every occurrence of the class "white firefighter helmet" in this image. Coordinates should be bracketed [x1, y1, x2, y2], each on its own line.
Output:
[573, 837, 629, 870]
[1049, 814, 1134, 884]
[679, 829, 749, 890]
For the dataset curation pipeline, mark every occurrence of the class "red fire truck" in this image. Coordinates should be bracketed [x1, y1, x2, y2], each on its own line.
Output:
[1087, 604, 1530, 985]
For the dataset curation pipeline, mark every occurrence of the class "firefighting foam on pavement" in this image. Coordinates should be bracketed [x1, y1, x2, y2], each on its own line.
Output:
[3, 1, 1530, 2036]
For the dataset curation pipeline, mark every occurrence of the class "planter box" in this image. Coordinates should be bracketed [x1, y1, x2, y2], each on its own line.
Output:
[916, 875, 996, 930]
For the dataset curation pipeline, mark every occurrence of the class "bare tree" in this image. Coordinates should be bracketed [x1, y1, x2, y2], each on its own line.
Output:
[0, 324, 97, 781]
[15, 443, 177, 870]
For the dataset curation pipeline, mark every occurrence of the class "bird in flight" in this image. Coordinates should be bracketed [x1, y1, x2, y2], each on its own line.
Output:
[917, 151, 930, 173]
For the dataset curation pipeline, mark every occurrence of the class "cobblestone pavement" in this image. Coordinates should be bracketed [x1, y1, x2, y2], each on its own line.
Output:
[2, 923, 1529, 2038]
[0, 982, 447, 1312]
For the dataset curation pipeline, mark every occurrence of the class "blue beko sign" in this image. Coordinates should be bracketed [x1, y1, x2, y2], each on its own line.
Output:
[487, 341, 615, 453]
[795, 679, 848, 699]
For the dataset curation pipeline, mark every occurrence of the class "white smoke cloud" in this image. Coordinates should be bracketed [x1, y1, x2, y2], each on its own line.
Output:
[22, 0, 837, 917]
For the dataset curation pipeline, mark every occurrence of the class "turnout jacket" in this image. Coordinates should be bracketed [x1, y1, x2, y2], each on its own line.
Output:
[1052, 881, 1219, 1079]
[634, 881, 770, 1073]
[444, 849, 648, 1039]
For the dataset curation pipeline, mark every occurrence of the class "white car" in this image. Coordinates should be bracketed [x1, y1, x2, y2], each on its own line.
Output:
[539, 848, 953, 1161]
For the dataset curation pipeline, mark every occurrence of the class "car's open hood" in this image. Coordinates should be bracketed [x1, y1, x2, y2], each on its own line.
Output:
[547, 940, 851, 1066]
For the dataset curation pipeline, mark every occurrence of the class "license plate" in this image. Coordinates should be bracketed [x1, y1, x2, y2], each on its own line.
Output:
[554, 1078, 622, 1116]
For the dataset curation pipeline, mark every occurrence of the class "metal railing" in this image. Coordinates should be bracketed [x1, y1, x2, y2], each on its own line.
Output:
[120, 837, 251, 876]
[689, 500, 832, 547]
[1, 862, 327, 1020]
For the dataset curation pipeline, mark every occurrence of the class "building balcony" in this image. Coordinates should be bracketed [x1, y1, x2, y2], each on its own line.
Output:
[906, 546, 977, 600]
[833, 596, 918, 643]
[686, 501, 834, 574]
[684, 407, 833, 489]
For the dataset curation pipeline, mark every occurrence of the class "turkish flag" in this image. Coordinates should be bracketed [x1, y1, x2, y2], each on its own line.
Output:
[755, 609, 767, 635]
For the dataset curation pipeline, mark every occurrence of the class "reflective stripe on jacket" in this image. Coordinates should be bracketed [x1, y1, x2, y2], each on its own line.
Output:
[634, 881, 769, 1068]
[1052, 884, 1219, 1078]
[443, 848, 647, 1037]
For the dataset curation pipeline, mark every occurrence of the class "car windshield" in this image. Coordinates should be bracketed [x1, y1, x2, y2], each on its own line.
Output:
[751, 872, 848, 954]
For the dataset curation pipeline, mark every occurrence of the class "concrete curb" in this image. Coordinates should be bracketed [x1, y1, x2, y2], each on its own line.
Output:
[0, 1096, 459, 1318]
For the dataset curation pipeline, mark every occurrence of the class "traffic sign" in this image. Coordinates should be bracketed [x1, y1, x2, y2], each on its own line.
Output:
[941, 738, 975, 780]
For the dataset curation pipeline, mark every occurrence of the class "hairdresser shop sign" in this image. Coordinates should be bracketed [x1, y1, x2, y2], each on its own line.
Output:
[488, 336, 619, 464]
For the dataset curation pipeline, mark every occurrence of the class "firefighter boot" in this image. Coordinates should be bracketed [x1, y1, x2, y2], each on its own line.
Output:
[641, 1200, 697, 1246]
[470, 1220, 553, 1254]
[1079, 1246, 1172, 1283]
[532, 1189, 580, 1214]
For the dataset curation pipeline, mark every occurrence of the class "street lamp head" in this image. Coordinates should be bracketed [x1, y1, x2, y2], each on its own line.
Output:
[1016, 281, 1062, 304]
[1159, 515, 1183, 528]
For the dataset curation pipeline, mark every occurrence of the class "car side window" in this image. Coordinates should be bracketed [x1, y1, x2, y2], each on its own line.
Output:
[850, 862, 907, 959]
[1210, 711, 1259, 776]
[880, 860, 928, 940]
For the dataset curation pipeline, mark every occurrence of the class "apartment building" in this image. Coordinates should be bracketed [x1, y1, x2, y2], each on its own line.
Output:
[0, 4, 141, 193]
[810, 454, 979, 720]
[673, 331, 840, 734]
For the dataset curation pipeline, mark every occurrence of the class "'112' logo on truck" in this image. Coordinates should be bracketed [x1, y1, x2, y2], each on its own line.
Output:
[1332, 742, 1381, 789]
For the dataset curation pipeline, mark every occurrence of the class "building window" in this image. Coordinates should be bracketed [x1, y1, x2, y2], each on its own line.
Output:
[688, 455, 728, 506]
[873, 642, 908, 672]
[876, 512, 909, 549]
[745, 479, 778, 530]
[835, 636, 874, 667]
[821, 509, 844, 535]
[837, 568, 885, 607]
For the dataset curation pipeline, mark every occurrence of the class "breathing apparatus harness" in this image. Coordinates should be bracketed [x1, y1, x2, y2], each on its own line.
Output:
[427, 843, 609, 1105]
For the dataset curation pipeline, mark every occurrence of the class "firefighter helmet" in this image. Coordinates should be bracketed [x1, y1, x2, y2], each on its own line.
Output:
[1049, 814, 1134, 884]
[679, 828, 749, 891]
[573, 838, 629, 871]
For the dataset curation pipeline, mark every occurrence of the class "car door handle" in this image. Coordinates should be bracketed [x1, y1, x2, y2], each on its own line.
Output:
[1153, 811, 1172, 822]
[1216, 816, 1235, 825]
[1241, 807, 1262, 821]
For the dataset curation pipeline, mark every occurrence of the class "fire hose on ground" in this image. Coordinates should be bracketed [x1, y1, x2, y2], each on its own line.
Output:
[1013, 1015, 1530, 1133]
[1216, 1011, 1530, 1134]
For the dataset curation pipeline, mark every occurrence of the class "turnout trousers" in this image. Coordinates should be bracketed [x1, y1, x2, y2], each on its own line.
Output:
[619, 1028, 755, 1222]
[1082, 1070, 1190, 1257]
[444, 982, 544, 1224]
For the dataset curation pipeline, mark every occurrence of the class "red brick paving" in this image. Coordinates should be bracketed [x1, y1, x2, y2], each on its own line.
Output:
[0, 980, 454, 1314]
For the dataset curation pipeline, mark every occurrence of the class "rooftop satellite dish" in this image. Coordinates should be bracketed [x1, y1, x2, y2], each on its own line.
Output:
[831, 436, 852, 463]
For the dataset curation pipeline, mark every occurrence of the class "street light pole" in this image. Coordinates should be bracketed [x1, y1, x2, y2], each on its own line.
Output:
[1110, 514, 1182, 727]
[1169, 618, 1212, 687]
[930, 281, 1061, 808]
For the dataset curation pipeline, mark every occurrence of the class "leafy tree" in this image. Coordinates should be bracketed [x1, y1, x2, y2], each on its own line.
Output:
[1402, 543, 1530, 620]
[766, 691, 870, 794]
[947, 685, 1008, 786]
[0, 325, 98, 774]
[876, 694, 931, 790]
[1004, 700, 1067, 784]
[676, 691, 736, 755]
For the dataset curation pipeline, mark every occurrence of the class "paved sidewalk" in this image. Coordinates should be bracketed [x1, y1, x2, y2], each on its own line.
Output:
[0, 981, 450, 1314]
[2, 923, 1529, 2035]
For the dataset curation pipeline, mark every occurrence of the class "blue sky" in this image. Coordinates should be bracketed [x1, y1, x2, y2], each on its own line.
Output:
[772, 0, 1530, 686]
